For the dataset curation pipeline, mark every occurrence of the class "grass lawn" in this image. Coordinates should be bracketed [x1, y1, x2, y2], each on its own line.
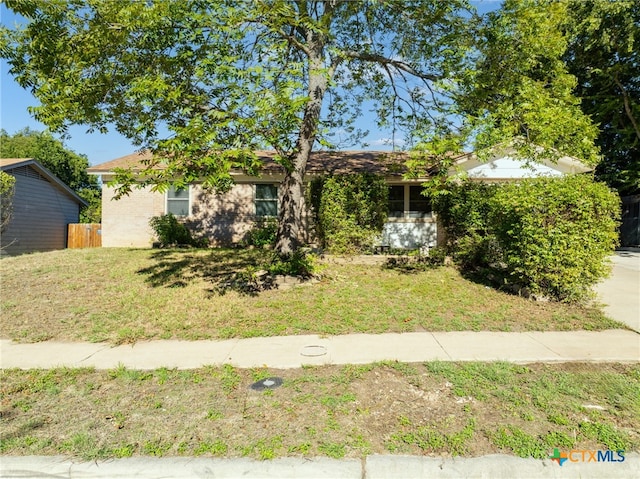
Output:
[0, 248, 622, 344]
[1, 362, 638, 460]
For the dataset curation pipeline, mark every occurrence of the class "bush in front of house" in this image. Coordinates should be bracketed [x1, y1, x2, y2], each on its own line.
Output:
[489, 175, 620, 301]
[0, 170, 16, 234]
[244, 218, 278, 248]
[308, 173, 388, 254]
[432, 181, 499, 269]
[433, 175, 620, 302]
[149, 213, 207, 248]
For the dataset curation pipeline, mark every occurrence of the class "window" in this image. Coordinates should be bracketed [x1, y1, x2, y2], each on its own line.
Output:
[408, 186, 431, 218]
[387, 185, 432, 219]
[255, 184, 278, 217]
[167, 186, 190, 217]
[388, 185, 405, 218]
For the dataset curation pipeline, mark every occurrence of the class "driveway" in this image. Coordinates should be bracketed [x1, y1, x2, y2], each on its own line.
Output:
[595, 250, 640, 333]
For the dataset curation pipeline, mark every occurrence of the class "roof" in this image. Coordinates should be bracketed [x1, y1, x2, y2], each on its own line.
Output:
[1, 158, 88, 206]
[453, 146, 593, 175]
[87, 150, 425, 178]
[87, 147, 594, 181]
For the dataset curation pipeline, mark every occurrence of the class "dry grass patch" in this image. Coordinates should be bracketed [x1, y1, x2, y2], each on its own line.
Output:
[1, 363, 638, 460]
[0, 248, 622, 344]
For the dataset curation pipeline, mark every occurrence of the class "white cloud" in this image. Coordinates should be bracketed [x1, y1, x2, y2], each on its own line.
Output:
[370, 137, 406, 146]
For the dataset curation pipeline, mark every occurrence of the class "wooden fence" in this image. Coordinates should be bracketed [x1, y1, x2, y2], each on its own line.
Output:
[68, 223, 102, 249]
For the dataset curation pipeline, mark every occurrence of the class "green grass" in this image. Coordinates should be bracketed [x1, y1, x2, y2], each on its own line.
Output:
[1, 363, 638, 460]
[0, 248, 622, 344]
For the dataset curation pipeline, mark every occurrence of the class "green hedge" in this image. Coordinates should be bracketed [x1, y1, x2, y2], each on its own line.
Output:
[434, 175, 620, 302]
[308, 174, 388, 254]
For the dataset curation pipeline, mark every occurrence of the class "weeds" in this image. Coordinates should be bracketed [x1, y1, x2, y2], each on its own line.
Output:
[194, 440, 228, 456]
[1, 363, 638, 460]
[491, 426, 548, 458]
[0, 248, 622, 344]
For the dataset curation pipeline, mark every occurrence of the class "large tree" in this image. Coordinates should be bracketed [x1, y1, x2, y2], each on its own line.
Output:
[0, 128, 101, 222]
[1, 1, 603, 256]
[564, 0, 640, 195]
[1, 0, 474, 257]
[455, 0, 601, 166]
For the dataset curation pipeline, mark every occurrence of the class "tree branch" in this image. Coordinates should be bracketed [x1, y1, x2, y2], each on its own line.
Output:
[613, 73, 640, 142]
[340, 50, 441, 82]
[276, 26, 310, 56]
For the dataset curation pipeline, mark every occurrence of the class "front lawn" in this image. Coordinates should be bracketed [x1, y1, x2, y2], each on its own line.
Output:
[1, 362, 638, 460]
[0, 248, 622, 344]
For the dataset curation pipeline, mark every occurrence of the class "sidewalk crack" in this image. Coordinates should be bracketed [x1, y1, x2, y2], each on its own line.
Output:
[525, 333, 563, 359]
[78, 344, 112, 364]
[430, 333, 452, 360]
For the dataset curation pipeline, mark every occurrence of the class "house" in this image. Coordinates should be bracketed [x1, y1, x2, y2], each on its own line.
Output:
[0, 158, 87, 256]
[88, 149, 592, 250]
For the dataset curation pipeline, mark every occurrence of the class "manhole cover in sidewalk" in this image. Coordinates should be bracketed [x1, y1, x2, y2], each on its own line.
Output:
[300, 345, 327, 357]
[250, 377, 283, 391]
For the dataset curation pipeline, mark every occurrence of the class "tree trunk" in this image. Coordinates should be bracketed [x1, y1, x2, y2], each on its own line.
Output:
[274, 32, 329, 259]
[275, 151, 309, 257]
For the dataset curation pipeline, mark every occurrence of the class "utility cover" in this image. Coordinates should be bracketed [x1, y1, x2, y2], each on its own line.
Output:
[250, 377, 283, 391]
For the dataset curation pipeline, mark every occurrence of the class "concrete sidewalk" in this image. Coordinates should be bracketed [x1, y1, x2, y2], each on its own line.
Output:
[2, 454, 639, 479]
[1, 329, 638, 370]
[595, 251, 640, 333]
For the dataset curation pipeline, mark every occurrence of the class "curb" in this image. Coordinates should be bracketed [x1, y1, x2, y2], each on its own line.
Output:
[1, 454, 638, 478]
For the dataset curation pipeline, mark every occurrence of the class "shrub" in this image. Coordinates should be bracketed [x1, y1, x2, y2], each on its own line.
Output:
[0, 171, 16, 234]
[245, 218, 277, 248]
[489, 175, 619, 301]
[433, 175, 620, 302]
[432, 182, 500, 268]
[149, 213, 207, 248]
[308, 174, 388, 254]
[268, 250, 316, 277]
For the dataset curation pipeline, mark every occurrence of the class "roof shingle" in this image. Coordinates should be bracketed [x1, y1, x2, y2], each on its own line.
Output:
[87, 150, 426, 177]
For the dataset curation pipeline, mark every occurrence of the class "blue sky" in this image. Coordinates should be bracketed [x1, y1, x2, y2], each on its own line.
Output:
[0, 1, 500, 166]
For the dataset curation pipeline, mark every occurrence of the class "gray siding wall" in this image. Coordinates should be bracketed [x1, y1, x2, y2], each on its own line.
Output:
[1, 167, 80, 255]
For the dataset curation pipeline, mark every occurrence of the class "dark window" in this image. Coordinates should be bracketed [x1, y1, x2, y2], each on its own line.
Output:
[256, 184, 278, 217]
[388, 185, 404, 218]
[408, 186, 431, 218]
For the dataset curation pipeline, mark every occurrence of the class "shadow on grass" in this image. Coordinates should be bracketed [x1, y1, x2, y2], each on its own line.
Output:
[0, 415, 46, 444]
[381, 255, 446, 274]
[137, 248, 267, 296]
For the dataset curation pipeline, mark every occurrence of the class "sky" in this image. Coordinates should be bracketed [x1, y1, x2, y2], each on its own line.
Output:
[0, 1, 501, 166]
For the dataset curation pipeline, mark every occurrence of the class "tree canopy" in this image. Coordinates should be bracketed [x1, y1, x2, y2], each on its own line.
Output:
[564, 0, 640, 195]
[1, 0, 608, 254]
[456, 0, 600, 166]
[0, 128, 95, 191]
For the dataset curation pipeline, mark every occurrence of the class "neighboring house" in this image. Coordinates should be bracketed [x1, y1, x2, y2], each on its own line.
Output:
[88, 149, 592, 250]
[0, 158, 87, 256]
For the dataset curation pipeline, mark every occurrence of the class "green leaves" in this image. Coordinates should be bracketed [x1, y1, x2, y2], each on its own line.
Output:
[564, 0, 640, 194]
[2, 1, 476, 179]
[0, 170, 16, 233]
[0, 128, 97, 191]
[435, 176, 620, 302]
[459, 0, 601, 167]
[308, 174, 389, 254]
